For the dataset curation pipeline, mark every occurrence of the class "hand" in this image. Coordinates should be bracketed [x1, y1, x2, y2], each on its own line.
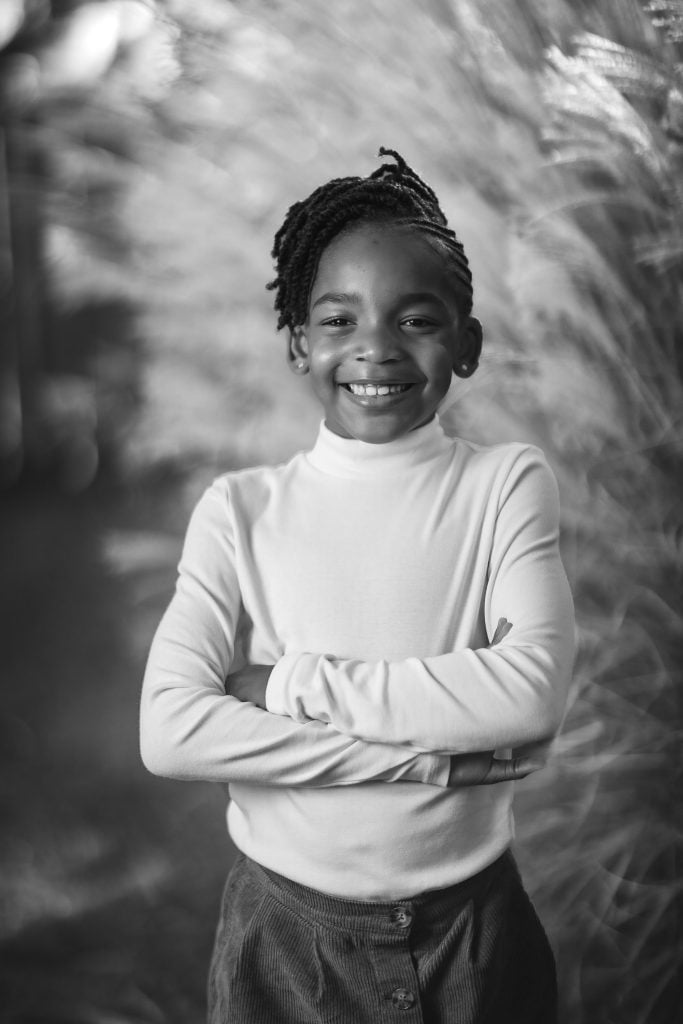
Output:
[447, 750, 544, 787]
[489, 617, 512, 646]
[226, 664, 273, 709]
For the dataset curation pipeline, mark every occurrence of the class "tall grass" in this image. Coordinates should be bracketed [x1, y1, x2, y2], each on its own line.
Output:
[2, 1, 681, 1021]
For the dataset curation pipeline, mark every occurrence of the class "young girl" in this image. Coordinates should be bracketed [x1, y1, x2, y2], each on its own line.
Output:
[141, 149, 575, 1023]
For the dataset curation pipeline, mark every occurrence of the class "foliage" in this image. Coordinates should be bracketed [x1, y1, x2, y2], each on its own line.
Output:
[0, 1, 681, 1022]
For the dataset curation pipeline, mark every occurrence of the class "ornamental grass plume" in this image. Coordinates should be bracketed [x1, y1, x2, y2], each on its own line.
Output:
[0, 1, 680, 1021]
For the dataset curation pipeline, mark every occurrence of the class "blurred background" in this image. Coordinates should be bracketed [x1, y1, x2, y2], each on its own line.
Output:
[0, 0, 681, 1021]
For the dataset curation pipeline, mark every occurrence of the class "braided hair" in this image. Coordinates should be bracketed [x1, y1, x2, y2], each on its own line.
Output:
[267, 148, 474, 331]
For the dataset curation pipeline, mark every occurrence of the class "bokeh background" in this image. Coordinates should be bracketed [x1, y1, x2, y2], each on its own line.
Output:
[1, 1, 681, 1021]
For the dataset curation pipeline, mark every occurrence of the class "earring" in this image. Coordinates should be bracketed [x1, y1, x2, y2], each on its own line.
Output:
[458, 360, 477, 379]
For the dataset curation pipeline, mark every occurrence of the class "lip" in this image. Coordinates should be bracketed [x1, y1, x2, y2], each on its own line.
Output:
[337, 378, 419, 386]
[339, 383, 419, 408]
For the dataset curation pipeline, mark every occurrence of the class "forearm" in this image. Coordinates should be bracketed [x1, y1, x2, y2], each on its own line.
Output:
[141, 642, 450, 788]
[265, 638, 572, 754]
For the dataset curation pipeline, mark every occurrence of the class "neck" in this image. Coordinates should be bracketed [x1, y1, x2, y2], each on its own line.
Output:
[306, 417, 452, 479]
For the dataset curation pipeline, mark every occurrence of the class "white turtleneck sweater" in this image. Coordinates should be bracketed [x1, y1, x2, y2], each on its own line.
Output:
[140, 418, 574, 899]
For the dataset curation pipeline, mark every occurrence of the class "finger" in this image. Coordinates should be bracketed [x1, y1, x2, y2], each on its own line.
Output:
[447, 752, 496, 787]
[489, 617, 512, 646]
[482, 756, 545, 784]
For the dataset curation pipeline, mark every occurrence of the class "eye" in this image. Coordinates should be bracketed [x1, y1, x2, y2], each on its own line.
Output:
[320, 316, 354, 328]
[400, 315, 438, 330]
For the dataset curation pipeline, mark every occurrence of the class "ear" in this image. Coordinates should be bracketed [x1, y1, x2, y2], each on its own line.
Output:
[453, 316, 482, 379]
[287, 325, 310, 375]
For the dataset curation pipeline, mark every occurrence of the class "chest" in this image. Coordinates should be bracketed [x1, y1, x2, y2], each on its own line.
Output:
[232, 470, 494, 659]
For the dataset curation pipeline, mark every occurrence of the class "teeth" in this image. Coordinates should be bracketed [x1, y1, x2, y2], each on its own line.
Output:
[346, 383, 411, 396]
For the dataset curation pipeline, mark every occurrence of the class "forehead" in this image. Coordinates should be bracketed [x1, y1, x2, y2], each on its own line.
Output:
[311, 223, 456, 300]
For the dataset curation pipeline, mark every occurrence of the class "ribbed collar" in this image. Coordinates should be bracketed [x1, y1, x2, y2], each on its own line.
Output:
[305, 417, 453, 479]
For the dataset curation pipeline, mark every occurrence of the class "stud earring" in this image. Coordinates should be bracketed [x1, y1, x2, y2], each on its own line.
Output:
[457, 360, 478, 379]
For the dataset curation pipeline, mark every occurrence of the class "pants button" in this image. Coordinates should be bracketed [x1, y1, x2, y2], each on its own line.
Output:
[391, 987, 416, 1010]
[389, 905, 413, 928]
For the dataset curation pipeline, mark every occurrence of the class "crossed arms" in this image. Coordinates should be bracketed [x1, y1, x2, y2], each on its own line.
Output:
[140, 450, 575, 790]
[225, 618, 553, 786]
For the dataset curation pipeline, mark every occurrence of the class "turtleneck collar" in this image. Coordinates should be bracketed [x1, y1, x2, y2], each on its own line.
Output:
[305, 416, 453, 479]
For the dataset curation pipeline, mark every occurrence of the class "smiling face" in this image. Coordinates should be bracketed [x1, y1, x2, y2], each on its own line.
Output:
[288, 223, 482, 444]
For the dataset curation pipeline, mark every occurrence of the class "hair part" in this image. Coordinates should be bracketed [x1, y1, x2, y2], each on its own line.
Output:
[267, 148, 474, 331]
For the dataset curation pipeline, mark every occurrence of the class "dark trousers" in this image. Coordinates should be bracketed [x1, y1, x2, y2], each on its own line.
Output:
[207, 850, 557, 1024]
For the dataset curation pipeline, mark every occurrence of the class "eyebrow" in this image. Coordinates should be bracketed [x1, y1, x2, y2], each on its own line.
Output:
[311, 290, 447, 309]
[311, 291, 362, 309]
[398, 292, 447, 307]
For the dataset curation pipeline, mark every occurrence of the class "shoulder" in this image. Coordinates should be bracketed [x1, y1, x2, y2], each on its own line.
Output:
[448, 437, 559, 519]
[452, 436, 550, 482]
[179, 457, 301, 555]
[196, 450, 309, 518]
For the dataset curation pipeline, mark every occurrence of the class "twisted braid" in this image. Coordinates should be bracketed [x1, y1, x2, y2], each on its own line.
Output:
[267, 148, 474, 330]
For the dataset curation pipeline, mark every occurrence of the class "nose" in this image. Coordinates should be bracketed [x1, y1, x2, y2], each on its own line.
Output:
[353, 324, 402, 363]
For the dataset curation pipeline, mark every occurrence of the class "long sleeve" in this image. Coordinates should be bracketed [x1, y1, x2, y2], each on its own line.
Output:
[140, 481, 450, 787]
[265, 448, 575, 755]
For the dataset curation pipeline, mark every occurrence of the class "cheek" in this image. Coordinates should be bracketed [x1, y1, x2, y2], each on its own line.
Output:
[309, 343, 340, 379]
[424, 347, 456, 391]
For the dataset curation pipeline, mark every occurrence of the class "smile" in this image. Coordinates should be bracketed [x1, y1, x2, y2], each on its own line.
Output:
[342, 383, 414, 397]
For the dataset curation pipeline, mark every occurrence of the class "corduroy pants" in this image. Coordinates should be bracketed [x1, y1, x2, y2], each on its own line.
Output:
[207, 850, 557, 1024]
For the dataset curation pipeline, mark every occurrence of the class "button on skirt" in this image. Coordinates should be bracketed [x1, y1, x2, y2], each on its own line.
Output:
[207, 850, 557, 1024]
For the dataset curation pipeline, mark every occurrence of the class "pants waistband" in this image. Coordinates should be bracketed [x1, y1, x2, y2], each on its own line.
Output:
[243, 850, 514, 937]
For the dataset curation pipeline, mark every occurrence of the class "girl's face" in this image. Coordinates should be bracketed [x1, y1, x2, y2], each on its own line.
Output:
[288, 224, 481, 444]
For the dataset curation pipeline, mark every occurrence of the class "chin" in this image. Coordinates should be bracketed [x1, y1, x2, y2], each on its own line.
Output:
[347, 417, 417, 444]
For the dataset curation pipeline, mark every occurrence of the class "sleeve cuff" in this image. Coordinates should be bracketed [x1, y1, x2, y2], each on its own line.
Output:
[266, 653, 321, 720]
[427, 754, 451, 787]
[265, 655, 295, 716]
